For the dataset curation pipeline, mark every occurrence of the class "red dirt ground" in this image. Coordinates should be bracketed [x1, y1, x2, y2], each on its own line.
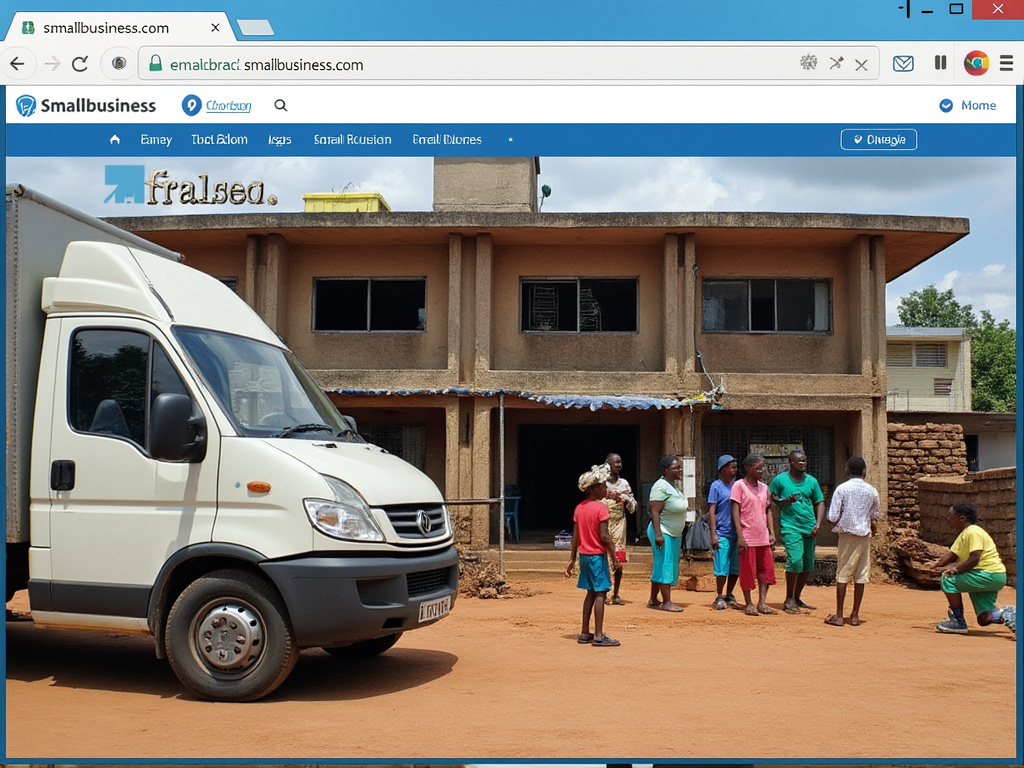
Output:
[5, 580, 1018, 760]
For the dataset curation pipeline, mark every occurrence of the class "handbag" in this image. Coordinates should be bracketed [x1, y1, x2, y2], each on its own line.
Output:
[684, 513, 712, 551]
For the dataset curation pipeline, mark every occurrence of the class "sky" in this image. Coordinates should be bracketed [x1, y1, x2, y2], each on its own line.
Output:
[7, 154, 1017, 327]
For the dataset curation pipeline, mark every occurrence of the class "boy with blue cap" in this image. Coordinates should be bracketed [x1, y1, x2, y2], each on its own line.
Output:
[708, 454, 740, 610]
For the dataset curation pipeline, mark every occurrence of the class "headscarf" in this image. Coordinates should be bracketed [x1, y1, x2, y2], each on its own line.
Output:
[578, 462, 612, 492]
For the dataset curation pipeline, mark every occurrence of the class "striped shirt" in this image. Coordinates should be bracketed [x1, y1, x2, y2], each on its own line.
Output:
[826, 477, 881, 536]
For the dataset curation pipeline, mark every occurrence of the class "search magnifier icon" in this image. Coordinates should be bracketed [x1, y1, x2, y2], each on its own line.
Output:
[274, 99, 287, 111]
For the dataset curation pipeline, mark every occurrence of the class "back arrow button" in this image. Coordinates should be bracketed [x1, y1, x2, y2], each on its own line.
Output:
[4, 47, 37, 79]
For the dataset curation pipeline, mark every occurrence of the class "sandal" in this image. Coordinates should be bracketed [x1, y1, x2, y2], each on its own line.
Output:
[823, 614, 844, 627]
[743, 605, 759, 616]
[712, 596, 728, 610]
[647, 599, 662, 609]
[592, 636, 621, 647]
[795, 599, 816, 610]
[783, 601, 802, 615]
[611, 595, 623, 606]
[577, 633, 594, 644]
[658, 602, 684, 612]
[757, 605, 778, 615]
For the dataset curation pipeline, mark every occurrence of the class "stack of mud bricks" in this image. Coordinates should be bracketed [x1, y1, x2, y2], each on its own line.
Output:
[887, 422, 968, 533]
[917, 467, 1017, 588]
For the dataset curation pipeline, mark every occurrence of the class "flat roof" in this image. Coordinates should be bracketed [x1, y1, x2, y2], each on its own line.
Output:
[887, 326, 968, 339]
[105, 210, 970, 284]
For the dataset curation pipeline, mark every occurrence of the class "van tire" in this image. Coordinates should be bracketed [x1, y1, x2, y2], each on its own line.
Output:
[322, 632, 402, 659]
[165, 569, 298, 702]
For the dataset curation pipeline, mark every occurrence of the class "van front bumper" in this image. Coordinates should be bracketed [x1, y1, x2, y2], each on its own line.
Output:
[260, 546, 458, 647]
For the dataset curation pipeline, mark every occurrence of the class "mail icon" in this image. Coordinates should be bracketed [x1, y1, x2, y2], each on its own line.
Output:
[893, 55, 915, 72]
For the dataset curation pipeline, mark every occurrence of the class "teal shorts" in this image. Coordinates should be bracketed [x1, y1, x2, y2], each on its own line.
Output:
[780, 528, 816, 573]
[713, 536, 739, 577]
[577, 553, 612, 593]
[940, 569, 1006, 616]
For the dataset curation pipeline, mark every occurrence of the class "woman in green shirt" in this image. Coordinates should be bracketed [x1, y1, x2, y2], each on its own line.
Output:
[646, 455, 688, 612]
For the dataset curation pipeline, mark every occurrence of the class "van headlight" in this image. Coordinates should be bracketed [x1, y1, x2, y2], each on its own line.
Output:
[304, 476, 385, 542]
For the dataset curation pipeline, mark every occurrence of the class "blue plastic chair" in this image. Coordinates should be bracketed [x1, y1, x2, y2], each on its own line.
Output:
[503, 485, 521, 542]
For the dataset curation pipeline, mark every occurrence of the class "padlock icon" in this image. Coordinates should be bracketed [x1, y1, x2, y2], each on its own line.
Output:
[149, 54, 163, 72]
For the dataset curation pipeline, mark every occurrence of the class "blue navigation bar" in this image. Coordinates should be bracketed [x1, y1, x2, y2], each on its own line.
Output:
[6, 122, 1016, 158]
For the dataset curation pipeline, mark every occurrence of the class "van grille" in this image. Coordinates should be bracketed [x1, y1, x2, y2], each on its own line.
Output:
[407, 568, 450, 597]
[381, 504, 448, 540]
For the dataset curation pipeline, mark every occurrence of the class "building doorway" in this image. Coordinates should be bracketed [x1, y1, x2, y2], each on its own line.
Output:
[517, 424, 639, 540]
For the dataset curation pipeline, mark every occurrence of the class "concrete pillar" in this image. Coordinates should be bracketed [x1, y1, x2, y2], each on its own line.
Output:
[679, 232, 697, 375]
[663, 234, 680, 376]
[447, 233, 462, 375]
[474, 234, 493, 377]
[244, 234, 259, 309]
[471, 397, 493, 547]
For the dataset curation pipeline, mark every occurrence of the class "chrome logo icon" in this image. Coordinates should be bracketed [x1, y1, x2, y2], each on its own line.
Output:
[964, 50, 989, 76]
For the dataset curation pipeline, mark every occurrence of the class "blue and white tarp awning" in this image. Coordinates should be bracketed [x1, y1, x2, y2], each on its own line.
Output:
[326, 387, 713, 410]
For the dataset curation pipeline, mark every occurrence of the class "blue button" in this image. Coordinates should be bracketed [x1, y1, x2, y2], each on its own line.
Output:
[840, 128, 918, 151]
[939, 99, 954, 113]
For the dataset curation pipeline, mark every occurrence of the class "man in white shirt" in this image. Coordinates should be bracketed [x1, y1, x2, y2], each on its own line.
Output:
[823, 456, 881, 627]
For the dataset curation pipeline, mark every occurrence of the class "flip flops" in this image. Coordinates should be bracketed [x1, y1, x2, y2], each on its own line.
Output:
[577, 633, 594, 644]
[592, 636, 620, 647]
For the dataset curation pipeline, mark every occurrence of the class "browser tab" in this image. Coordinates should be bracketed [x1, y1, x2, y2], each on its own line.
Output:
[5, 12, 235, 42]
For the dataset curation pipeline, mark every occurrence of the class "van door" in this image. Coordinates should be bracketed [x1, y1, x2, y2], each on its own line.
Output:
[43, 319, 219, 618]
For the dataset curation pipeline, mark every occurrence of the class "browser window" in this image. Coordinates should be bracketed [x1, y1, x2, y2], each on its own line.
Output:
[2, 0, 1021, 762]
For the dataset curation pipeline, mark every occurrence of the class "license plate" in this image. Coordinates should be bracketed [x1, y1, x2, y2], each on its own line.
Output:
[418, 595, 451, 623]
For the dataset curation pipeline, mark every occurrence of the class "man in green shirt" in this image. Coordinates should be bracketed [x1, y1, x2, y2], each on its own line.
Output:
[769, 449, 825, 614]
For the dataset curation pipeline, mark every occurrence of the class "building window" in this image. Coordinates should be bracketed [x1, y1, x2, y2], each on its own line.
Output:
[313, 278, 426, 331]
[218, 277, 238, 292]
[520, 278, 638, 332]
[886, 341, 948, 368]
[702, 279, 831, 333]
[933, 378, 954, 396]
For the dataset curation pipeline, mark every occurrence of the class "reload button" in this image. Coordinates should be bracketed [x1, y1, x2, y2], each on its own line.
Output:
[840, 128, 918, 151]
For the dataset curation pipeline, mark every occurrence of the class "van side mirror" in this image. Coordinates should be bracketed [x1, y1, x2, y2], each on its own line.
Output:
[151, 393, 207, 462]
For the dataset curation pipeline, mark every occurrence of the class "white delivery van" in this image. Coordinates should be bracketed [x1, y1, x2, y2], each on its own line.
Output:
[5, 185, 458, 701]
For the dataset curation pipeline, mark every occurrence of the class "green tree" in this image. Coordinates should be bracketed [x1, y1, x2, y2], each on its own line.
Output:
[895, 285, 1015, 412]
[969, 311, 1016, 412]
[896, 285, 976, 328]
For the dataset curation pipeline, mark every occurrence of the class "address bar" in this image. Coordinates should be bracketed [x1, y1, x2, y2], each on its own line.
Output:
[137, 44, 879, 81]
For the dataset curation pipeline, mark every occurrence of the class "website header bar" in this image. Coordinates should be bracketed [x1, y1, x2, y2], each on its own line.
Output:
[6, 86, 1015, 124]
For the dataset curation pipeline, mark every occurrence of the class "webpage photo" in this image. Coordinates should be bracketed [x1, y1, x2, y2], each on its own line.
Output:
[1, 0, 1022, 765]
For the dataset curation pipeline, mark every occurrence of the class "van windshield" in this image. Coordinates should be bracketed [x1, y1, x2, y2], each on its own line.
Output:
[175, 327, 359, 441]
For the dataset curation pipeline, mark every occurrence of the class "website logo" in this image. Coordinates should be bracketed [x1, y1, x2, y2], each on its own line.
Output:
[964, 50, 990, 76]
[182, 94, 202, 116]
[16, 95, 37, 117]
[103, 165, 279, 206]
[22, 20, 35, 34]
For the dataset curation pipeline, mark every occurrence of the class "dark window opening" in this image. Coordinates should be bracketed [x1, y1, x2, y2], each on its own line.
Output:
[703, 278, 831, 333]
[314, 278, 426, 331]
[521, 278, 637, 332]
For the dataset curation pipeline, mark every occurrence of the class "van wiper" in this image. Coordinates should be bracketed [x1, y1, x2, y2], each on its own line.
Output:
[274, 423, 335, 438]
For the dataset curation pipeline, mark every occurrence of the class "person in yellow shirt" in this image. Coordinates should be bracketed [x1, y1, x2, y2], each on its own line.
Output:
[932, 501, 1015, 638]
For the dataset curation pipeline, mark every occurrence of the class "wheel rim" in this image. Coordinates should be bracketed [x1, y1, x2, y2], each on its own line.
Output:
[191, 601, 265, 676]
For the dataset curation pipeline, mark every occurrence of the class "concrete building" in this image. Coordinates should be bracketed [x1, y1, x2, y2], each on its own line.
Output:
[107, 158, 969, 549]
[886, 326, 1015, 471]
[885, 326, 971, 411]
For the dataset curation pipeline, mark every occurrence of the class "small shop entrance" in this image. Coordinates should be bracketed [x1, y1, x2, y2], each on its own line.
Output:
[516, 424, 639, 542]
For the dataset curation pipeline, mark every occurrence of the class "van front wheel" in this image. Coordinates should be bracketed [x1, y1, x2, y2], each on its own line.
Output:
[165, 569, 298, 702]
